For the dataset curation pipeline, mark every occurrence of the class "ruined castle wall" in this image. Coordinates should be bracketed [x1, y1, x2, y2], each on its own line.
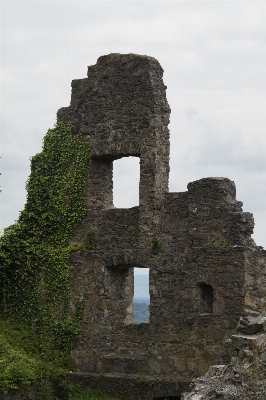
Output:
[58, 54, 170, 250]
[68, 246, 246, 380]
[56, 54, 266, 398]
[67, 171, 266, 384]
[163, 177, 255, 248]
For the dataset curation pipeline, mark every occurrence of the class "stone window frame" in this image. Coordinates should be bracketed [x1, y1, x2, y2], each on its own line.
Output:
[105, 264, 150, 326]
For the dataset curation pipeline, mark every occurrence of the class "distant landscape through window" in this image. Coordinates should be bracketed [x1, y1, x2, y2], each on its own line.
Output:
[133, 267, 150, 324]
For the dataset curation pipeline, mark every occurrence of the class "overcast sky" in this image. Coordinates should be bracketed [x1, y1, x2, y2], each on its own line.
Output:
[1, 1, 266, 250]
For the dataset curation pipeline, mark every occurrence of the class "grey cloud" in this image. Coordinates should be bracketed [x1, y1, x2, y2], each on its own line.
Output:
[193, 119, 266, 173]
[185, 107, 198, 120]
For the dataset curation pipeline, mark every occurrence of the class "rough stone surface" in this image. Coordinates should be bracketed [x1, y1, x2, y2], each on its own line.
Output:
[69, 372, 187, 400]
[181, 324, 266, 399]
[237, 315, 266, 334]
[54, 53, 266, 398]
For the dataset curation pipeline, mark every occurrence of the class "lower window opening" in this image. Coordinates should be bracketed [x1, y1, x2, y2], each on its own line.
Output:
[133, 267, 150, 323]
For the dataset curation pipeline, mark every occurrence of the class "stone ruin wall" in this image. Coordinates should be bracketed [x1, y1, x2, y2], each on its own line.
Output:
[57, 54, 266, 399]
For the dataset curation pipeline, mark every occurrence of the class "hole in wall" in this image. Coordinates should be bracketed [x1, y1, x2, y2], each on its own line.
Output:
[199, 283, 214, 314]
[133, 267, 150, 323]
[113, 156, 140, 208]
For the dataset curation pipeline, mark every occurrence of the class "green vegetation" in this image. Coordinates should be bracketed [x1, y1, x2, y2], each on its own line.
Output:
[0, 122, 91, 395]
[180, 258, 188, 274]
[83, 230, 96, 250]
[0, 317, 120, 399]
[0, 319, 63, 394]
[151, 240, 165, 255]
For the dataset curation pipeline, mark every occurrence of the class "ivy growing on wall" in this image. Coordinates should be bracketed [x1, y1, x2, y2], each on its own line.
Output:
[0, 121, 91, 358]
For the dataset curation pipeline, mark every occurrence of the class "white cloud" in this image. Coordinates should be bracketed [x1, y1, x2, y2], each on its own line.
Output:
[113, 157, 140, 208]
[1, 0, 266, 247]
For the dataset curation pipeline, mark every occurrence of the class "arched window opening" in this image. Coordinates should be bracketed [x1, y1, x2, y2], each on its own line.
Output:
[133, 267, 150, 324]
[199, 283, 214, 314]
[113, 157, 140, 208]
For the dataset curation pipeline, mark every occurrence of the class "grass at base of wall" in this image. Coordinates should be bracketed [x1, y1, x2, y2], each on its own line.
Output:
[0, 317, 70, 395]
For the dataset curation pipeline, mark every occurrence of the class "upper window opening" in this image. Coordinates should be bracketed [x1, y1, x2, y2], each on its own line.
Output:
[113, 157, 139, 208]
[199, 283, 214, 314]
[133, 267, 150, 324]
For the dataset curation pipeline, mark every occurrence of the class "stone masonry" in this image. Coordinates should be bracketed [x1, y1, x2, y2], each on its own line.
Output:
[182, 316, 266, 399]
[57, 54, 266, 399]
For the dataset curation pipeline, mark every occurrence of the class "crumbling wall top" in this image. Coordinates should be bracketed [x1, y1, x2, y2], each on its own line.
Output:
[57, 53, 170, 161]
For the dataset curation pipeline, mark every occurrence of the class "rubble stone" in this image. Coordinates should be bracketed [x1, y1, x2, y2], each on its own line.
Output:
[182, 320, 266, 399]
[237, 315, 266, 334]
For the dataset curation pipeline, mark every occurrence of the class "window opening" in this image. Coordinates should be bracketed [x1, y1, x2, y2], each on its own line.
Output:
[113, 156, 139, 208]
[199, 283, 214, 314]
[133, 268, 150, 323]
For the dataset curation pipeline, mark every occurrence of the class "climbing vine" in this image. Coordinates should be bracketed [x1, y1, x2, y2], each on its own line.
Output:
[0, 121, 91, 359]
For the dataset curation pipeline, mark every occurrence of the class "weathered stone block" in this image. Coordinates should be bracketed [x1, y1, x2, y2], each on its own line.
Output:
[237, 315, 266, 334]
